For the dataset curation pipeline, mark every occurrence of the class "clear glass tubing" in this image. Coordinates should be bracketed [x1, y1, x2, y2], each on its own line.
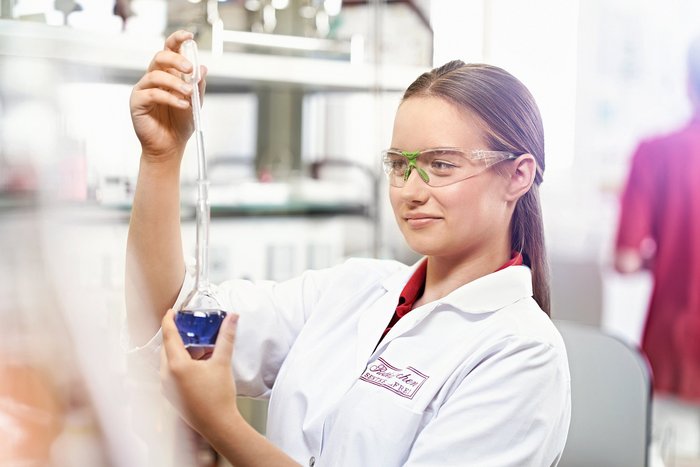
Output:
[177, 39, 226, 350]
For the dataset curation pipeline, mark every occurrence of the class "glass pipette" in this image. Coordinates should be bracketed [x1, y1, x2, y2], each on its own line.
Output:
[175, 39, 226, 351]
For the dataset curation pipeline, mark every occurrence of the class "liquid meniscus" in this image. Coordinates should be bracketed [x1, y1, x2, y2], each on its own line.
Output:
[175, 309, 227, 347]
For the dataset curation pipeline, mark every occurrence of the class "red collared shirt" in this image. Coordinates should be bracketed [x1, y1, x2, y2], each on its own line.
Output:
[382, 253, 524, 339]
[616, 115, 700, 400]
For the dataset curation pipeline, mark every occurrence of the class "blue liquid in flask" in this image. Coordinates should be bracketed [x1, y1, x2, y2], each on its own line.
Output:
[175, 309, 227, 347]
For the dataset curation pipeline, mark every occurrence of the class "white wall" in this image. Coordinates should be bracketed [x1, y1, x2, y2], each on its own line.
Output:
[428, 0, 700, 336]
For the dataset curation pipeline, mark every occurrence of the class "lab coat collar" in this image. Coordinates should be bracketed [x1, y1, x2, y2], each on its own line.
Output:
[381, 260, 533, 315]
[380, 258, 426, 293]
[440, 265, 533, 313]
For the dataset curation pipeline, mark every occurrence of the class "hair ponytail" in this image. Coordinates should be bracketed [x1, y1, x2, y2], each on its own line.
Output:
[511, 185, 550, 315]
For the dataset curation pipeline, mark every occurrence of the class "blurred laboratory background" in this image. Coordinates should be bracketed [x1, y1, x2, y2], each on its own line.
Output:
[1, 0, 699, 466]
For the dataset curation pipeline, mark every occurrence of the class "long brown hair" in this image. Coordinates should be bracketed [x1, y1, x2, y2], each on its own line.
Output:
[402, 61, 551, 315]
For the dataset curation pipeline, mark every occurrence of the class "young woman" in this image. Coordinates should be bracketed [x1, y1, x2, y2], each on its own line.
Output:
[128, 30, 570, 466]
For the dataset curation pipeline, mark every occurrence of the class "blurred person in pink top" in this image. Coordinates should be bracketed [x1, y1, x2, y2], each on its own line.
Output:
[615, 36, 700, 402]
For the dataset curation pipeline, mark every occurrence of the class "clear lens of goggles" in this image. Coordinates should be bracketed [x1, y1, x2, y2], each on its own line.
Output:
[382, 148, 517, 187]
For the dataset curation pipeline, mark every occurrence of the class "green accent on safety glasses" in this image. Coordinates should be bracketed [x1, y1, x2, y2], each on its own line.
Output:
[401, 151, 430, 183]
[382, 147, 518, 188]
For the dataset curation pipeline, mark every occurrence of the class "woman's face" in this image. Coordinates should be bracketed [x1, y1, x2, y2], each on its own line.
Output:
[388, 96, 512, 261]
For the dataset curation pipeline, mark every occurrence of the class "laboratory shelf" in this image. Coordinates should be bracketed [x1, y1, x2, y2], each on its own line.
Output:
[0, 19, 427, 92]
[208, 202, 368, 218]
[22, 199, 368, 224]
[0, 193, 39, 212]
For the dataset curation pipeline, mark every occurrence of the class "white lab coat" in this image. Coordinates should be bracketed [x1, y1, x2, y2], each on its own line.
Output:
[134, 258, 571, 466]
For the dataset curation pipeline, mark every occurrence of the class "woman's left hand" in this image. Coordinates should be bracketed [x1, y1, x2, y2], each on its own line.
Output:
[161, 309, 240, 436]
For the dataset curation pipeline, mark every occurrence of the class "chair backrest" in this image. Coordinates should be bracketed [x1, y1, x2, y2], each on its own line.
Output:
[555, 320, 652, 467]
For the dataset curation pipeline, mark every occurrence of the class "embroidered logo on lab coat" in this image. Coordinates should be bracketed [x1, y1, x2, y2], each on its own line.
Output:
[360, 357, 428, 399]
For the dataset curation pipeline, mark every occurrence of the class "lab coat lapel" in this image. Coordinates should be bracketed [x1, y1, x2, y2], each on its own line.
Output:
[378, 302, 436, 349]
[354, 260, 422, 375]
[354, 289, 398, 375]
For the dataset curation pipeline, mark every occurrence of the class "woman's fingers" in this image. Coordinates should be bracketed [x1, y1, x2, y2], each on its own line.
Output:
[159, 314, 182, 405]
[162, 309, 191, 368]
[138, 47, 206, 112]
[156, 31, 195, 84]
[132, 69, 193, 112]
[131, 87, 190, 112]
[164, 29, 194, 53]
[135, 69, 192, 97]
[211, 313, 239, 365]
[162, 309, 237, 369]
[148, 49, 192, 76]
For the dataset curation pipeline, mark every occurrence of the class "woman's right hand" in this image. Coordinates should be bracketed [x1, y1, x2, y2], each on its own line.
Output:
[130, 30, 207, 163]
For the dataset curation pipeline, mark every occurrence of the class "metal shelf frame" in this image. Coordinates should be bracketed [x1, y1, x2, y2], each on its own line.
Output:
[0, 19, 426, 92]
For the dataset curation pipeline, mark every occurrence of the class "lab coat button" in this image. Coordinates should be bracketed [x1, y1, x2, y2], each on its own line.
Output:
[308, 456, 316, 467]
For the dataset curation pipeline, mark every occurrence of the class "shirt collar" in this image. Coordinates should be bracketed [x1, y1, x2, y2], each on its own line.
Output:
[496, 251, 523, 271]
[395, 259, 427, 318]
[381, 261, 533, 315]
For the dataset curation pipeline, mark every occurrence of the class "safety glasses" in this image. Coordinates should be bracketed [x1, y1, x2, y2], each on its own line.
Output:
[381, 147, 518, 187]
